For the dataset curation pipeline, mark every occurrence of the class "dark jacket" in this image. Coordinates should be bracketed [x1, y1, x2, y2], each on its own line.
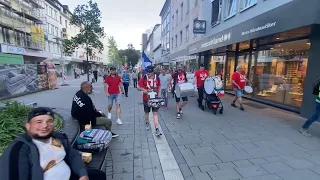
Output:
[71, 90, 100, 126]
[0, 132, 87, 180]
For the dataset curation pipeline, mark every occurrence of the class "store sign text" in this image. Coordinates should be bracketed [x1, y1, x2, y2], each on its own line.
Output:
[241, 22, 277, 36]
[7, 45, 26, 54]
[200, 32, 231, 49]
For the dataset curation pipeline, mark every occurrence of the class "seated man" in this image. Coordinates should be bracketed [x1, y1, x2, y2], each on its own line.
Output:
[0, 107, 106, 180]
[71, 81, 118, 138]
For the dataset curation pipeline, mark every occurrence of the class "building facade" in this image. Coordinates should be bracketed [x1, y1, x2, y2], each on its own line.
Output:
[186, 0, 320, 117]
[159, 0, 171, 66]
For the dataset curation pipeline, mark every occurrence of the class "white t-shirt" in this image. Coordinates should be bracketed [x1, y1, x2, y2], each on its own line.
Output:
[33, 138, 71, 180]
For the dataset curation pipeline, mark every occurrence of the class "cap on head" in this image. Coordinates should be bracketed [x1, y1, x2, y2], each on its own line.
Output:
[146, 66, 154, 73]
[200, 63, 205, 67]
[27, 107, 54, 122]
[110, 66, 116, 70]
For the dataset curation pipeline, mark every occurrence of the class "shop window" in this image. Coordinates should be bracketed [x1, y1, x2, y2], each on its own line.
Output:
[224, 0, 237, 19]
[185, 25, 189, 42]
[225, 52, 236, 90]
[239, 0, 257, 11]
[253, 39, 310, 107]
[209, 55, 225, 79]
[211, 0, 222, 26]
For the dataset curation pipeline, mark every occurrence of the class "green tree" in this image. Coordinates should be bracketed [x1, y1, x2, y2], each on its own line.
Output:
[118, 43, 140, 68]
[108, 36, 120, 66]
[62, 0, 105, 81]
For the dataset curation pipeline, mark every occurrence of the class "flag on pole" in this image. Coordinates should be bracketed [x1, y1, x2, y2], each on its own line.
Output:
[141, 51, 152, 70]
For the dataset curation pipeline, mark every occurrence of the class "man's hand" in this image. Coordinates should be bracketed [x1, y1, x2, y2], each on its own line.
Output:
[106, 92, 110, 97]
[79, 176, 89, 180]
[142, 89, 148, 94]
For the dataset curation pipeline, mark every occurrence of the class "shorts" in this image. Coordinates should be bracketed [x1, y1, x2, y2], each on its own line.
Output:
[175, 94, 188, 103]
[233, 88, 244, 97]
[143, 101, 159, 113]
[108, 94, 120, 105]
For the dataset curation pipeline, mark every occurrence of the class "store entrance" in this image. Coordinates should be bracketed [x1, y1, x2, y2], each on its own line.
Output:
[225, 51, 236, 90]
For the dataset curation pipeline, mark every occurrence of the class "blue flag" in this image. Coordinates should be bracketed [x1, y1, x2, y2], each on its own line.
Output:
[141, 51, 152, 71]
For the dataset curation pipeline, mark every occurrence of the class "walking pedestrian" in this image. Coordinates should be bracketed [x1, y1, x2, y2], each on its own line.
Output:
[194, 63, 209, 110]
[231, 65, 250, 111]
[93, 69, 98, 83]
[132, 70, 138, 88]
[159, 68, 171, 109]
[122, 70, 130, 97]
[137, 66, 162, 136]
[172, 64, 188, 119]
[104, 66, 123, 125]
[300, 78, 320, 137]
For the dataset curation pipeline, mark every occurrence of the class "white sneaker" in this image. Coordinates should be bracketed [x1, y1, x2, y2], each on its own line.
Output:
[107, 113, 111, 119]
[116, 118, 123, 125]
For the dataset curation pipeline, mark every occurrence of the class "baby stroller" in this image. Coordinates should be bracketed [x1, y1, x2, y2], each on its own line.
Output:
[203, 76, 224, 115]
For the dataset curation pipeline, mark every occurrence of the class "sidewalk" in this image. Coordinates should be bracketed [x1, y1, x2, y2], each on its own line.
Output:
[10, 80, 320, 180]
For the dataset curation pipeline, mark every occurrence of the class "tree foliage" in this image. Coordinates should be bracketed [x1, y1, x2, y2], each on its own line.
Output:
[118, 43, 140, 67]
[108, 36, 120, 64]
[62, 0, 105, 58]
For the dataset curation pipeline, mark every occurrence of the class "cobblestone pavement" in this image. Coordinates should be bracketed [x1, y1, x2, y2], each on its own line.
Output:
[11, 78, 320, 180]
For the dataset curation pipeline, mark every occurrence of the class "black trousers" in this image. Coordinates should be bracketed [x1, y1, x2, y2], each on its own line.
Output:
[70, 169, 106, 180]
[197, 86, 204, 107]
[94, 75, 98, 82]
[133, 79, 137, 88]
[123, 83, 129, 96]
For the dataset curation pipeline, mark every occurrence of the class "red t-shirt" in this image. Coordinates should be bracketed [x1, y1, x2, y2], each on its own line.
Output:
[194, 70, 209, 87]
[104, 75, 122, 94]
[172, 72, 187, 84]
[138, 75, 161, 101]
[232, 71, 246, 89]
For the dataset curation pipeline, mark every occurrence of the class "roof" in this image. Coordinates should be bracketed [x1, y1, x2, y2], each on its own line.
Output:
[159, 0, 170, 16]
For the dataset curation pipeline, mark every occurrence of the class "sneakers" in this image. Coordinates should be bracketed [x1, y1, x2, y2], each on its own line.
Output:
[111, 132, 119, 138]
[164, 106, 168, 110]
[300, 128, 312, 137]
[179, 108, 183, 115]
[145, 123, 150, 131]
[231, 103, 237, 108]
[107, 112, 111, 119]
[177, 113, 181, 119]
[155, 128, 162, 136]
[240, 106, 245, 111]
[116, 119, 123, 125]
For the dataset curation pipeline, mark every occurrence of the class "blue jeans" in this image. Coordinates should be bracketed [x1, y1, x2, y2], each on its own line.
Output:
[233, 88, 244, 97]
[108, 94, 120, 105]
[161, 89, 168, 106]
[302, 102, 320, 129]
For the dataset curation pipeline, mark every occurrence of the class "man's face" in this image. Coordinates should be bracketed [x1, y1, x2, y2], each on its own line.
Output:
[25, 115, 54, 140]
[200, 66, 205, 71]
[147, 71, 154, 78]
[161, 69, 166, 74]
[177, 65, 182, 71]
[83, 84, 92, 94]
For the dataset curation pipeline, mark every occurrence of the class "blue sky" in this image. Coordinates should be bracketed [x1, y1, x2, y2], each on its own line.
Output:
[59, 0, 165, 50]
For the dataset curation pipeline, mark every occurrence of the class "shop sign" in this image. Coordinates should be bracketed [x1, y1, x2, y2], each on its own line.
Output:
[241, 22, 277, 36]
[193, 20, 207, 34]
[200, 32, 231, 49]
[6, 45, 26, 55]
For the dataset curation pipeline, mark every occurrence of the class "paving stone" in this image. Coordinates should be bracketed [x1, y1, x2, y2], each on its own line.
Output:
[143, 158, 152, 169]
[190, 166, 201, 174]
[310, 166, 320, 175]
[234, 165, 268, 177]
[306, 155, 320, 165]
[233, 160, 253, 167]
[260, 161, 293, 173]
[184, 154, 222, 167]
[191, 147, 215, 155]
[284, 158, 316, 169]
[154, 173, 165, 180]
[248, 158, 269, 165]
[199, 164, 219, 172]
[185, 144, 200, 149]
[216, 162, 236, 170]
[215, 149, 252, 162]
[144, 169, 154, 180]
[241, 173, 282, 180]
[194, 173, 212, 180]
[277, 169, 320, 180]
[134, 166, 144, 179]
[264, 156, 282, 163]
[113, 173, 133, 180]
[208, 169, 242, 180]
[113, 161, 134, 174]
[179, 163, 193, 177]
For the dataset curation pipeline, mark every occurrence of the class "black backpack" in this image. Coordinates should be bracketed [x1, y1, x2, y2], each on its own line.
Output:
[313, 77, 320, 95]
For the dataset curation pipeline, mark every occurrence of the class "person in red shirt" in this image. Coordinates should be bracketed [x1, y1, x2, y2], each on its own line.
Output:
[172, 64, 188, 119]
[137, 66, 162, 136]
[231, 65, 250, 111]
[194, 63, 209, 110]
[104, 66, 124, 125]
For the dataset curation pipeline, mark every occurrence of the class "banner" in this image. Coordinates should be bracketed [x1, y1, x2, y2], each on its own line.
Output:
[31, 26, 45, 43]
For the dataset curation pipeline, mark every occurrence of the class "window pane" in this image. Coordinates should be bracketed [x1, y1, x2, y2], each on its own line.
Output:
[211, 0, 222, 25]
[253, 39, 310, 107]
[225, 0, 237, 17]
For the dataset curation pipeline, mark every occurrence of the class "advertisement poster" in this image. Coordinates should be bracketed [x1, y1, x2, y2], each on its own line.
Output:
[0, 64, 39, 98]
[37, 62, 49, 89]
[46, 62, 58, 89]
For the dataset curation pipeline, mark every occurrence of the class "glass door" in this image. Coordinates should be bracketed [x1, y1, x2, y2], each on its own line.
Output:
[225, 51, 236, 90]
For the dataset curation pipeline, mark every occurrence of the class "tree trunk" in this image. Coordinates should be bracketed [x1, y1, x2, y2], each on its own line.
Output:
[86, 46, 90, 81]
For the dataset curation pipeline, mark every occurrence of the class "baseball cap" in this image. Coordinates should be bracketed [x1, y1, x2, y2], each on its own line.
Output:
[27, 107, 54, 122]
[146, 66, 154, 73]
[200, 63, 205, 67]
[110, 66, 116, 70]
